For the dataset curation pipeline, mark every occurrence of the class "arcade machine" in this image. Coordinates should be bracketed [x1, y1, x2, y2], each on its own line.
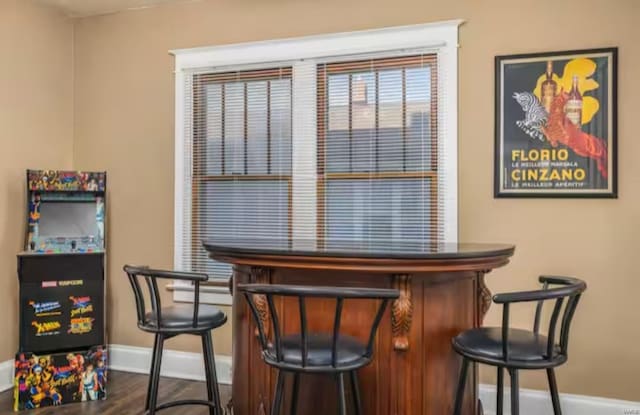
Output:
[13, 170, 108, 411]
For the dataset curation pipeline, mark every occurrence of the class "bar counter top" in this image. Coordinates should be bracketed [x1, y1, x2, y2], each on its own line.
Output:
[204, 238, 514, 260]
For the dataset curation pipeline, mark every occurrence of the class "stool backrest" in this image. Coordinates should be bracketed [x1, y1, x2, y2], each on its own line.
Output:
[493, 275, 586, 362]
[237, 284, 399, 368]
[123, 265, 208, 331]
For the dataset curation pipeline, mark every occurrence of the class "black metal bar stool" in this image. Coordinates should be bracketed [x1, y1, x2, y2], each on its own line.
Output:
[238, 283, 399, 415]
[124, 265, 227, 415]
[452, 275, 586, 415]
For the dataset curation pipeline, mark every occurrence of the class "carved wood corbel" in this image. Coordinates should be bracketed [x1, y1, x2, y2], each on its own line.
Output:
[250, 266, 272, 338]
[223, 397, 233, 415]
[391, 274, 413, 351]
[477, 271, 492, 323]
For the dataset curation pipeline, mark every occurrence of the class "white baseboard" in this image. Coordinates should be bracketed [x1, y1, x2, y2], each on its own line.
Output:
[480, 384, 640, 415]
[0, 359, 13, 393]
[3, 350, 639, 415]
[109, 344, 232, 385]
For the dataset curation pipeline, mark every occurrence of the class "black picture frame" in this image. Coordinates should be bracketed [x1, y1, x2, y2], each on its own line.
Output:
[494, 47, 618, 198]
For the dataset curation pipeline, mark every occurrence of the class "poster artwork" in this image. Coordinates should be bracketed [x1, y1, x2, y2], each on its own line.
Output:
[13, 346, 107, 411]
[495, 48, 617, 197]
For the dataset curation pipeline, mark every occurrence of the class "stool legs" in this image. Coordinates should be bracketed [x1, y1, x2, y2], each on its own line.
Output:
[547, 368, 562, 415]
[290, 373, 300, 415]
[350, 371, 362, 415]
[271, 370, 285, 415]
[509, 369, 519, 415]
[147, 333, 165, 415]
[145, 333, 159, 411]
[269, 370, 362, 415]
[497, 366, 504, 415]
[453, 360, 558, 415]
[336, 373, 347, 415]
[202, 331, 222, 415]
[453, 357, 469, 415]
[145, 331, 222, 415]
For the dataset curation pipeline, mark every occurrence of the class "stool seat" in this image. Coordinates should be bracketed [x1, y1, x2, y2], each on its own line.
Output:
[452, 275, 586, 415]
[144, 304, 227, 331]
[265, 333, 368, 370]
[124, 265, 225, 415]
[452, 327, 564, 367]
[238, 283, 399, 415]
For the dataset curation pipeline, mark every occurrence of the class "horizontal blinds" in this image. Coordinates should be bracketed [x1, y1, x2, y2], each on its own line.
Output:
[317, 54, 442, 246]
[179, 67, 292, 279]
[178, 52, 445, 280]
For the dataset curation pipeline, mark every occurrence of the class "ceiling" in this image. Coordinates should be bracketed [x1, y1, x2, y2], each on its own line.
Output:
[35, 0, 200, 17]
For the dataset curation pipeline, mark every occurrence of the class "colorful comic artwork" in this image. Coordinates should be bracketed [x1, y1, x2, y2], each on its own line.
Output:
[13, 346, 107, 411]
[27, 170, 106, 192]
[70, 296, 94, 317]
[29, 294, 97, 338]
[495, 48, 617, 197]
[68, 318, 94, 335]
[31, 321, 62, 337]
[29, 301, 62, 317]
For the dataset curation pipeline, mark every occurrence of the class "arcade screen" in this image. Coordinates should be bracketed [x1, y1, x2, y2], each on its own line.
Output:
[38, 202, 99, 239]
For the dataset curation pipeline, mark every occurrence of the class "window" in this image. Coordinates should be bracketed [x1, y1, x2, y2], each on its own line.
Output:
[317, 55, 439, 246]
[174, 21, 460, 304]
[191, 68, 292, 277]
[175, 68, 293, 303]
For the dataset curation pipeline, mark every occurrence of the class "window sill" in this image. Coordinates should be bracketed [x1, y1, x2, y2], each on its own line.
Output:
[167, 283, 232, 306]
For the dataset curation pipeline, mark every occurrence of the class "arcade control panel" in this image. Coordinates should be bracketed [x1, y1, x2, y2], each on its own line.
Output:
[28, 237, 103, 254]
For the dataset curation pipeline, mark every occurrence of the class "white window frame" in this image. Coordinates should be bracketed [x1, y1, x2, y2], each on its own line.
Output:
[171, 20, 462, 305]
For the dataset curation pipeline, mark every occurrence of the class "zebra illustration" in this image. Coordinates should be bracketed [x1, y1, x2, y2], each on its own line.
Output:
[512, 92, 548, 142]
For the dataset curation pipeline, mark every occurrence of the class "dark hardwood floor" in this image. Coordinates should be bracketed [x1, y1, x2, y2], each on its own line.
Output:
[0, 371, 231, 415]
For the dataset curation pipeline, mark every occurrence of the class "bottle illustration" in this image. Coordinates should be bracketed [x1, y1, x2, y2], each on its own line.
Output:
[541, 60, 557, 113]
[564, 75, 583, 129]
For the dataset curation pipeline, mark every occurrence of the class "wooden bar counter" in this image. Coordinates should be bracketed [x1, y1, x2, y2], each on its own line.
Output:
[204, 239, 515, 415]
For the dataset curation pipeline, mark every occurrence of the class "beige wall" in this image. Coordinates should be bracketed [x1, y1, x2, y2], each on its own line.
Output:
[0, 0, 74, 361]
[71, 0, 639, 401]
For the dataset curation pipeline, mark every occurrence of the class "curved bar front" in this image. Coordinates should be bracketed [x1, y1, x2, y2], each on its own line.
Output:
[204, 239, 515, 415]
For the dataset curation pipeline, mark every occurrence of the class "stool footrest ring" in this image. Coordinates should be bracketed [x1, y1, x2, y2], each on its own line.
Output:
[146, 399, 222, 414]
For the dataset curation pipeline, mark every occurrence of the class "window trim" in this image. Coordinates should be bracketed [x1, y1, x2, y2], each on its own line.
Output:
[172, 20, 462, 305]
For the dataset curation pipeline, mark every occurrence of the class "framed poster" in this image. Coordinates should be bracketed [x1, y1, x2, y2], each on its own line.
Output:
[495, 48, 617, 198]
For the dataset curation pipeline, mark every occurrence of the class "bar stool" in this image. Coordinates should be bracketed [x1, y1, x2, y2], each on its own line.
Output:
[452, 275, 586, 415]
[237, 283, 399, 415]
[124, 265, 227, 415]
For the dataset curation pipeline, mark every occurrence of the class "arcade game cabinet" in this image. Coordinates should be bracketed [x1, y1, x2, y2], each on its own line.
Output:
[14, 170, 108, 411]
